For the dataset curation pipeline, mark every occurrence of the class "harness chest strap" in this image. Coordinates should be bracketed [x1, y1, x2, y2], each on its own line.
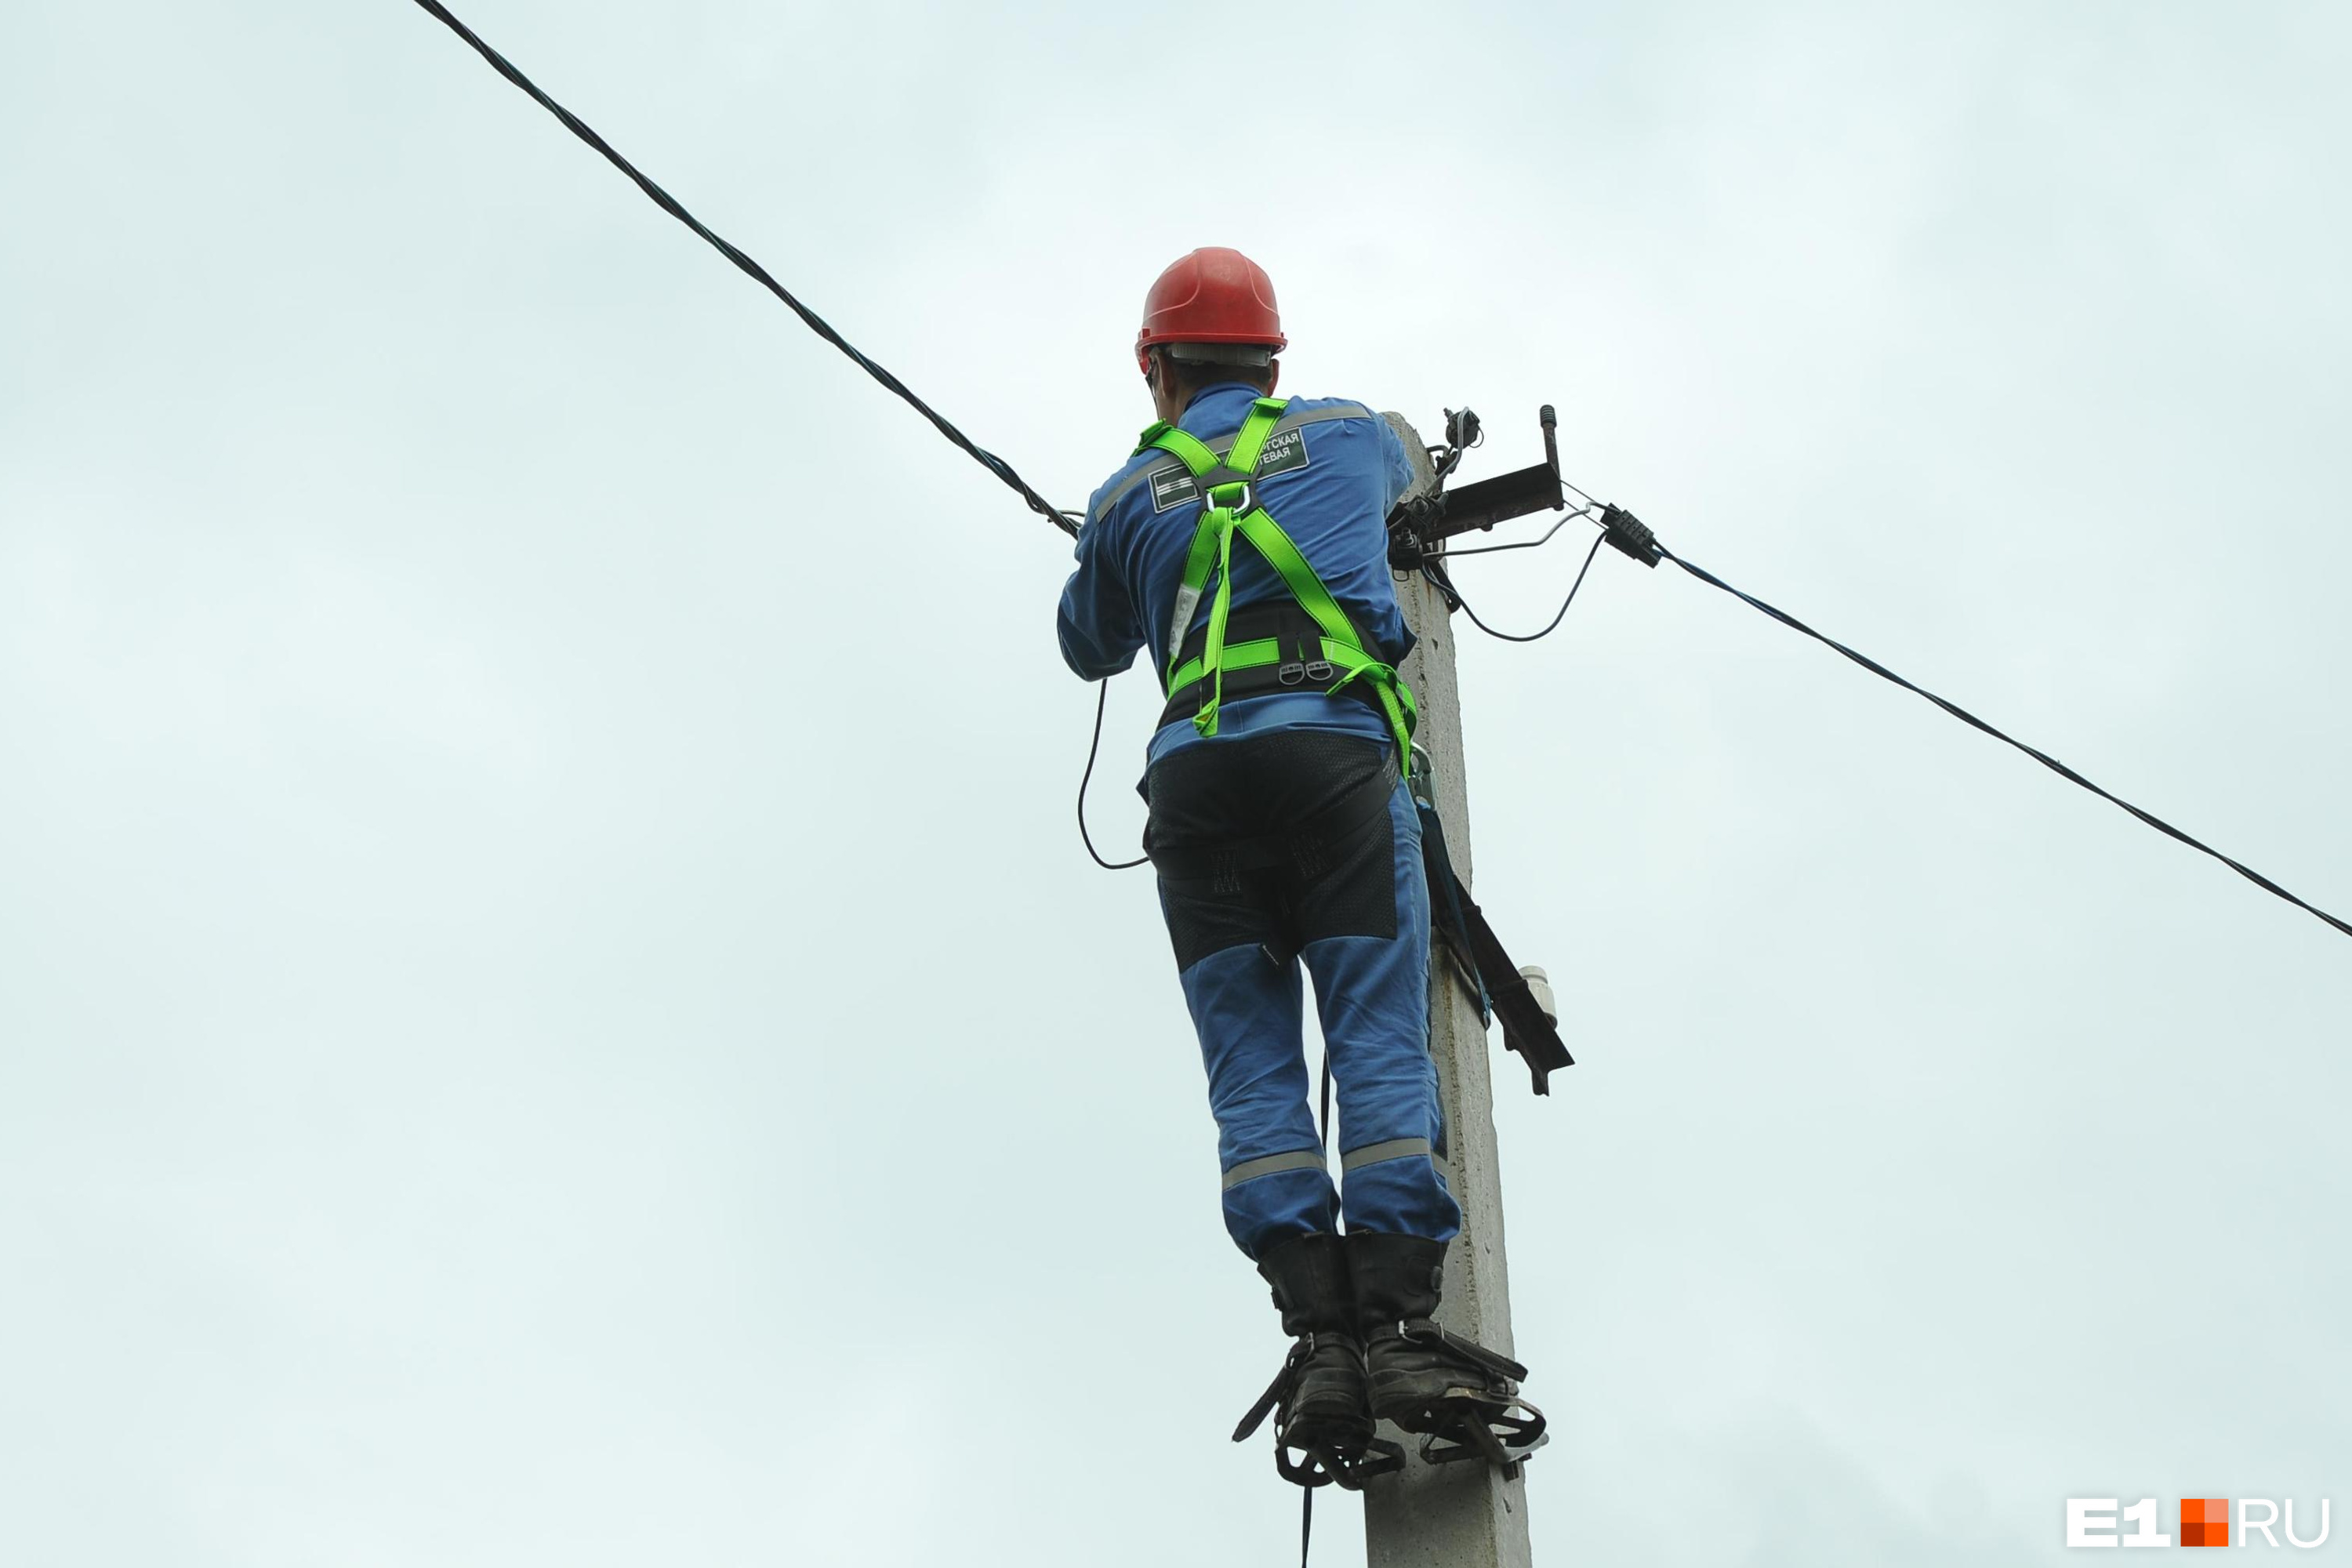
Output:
[1137, 398, 1417, 760]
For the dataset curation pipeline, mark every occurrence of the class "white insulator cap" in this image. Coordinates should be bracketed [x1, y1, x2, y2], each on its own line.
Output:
[1517, 964, 1558, 1028]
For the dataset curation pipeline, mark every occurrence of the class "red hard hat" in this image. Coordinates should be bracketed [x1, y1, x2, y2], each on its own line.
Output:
[1134, 247, 1287, 372]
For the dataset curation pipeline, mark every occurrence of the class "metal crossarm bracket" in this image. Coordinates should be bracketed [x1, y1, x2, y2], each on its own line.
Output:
[1387, 405, 1566, 565]
[1440, 872, 1576, 1095]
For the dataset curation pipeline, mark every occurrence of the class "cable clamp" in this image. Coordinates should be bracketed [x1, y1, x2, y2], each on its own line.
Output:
[1600, 504, 1661, 568]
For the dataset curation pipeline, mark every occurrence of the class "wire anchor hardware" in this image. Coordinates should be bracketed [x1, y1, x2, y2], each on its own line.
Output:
[1599, 503, 1661, 567]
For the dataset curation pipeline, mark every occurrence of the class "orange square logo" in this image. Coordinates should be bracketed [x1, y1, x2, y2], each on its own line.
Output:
[2180, 1498, 2230, 1548]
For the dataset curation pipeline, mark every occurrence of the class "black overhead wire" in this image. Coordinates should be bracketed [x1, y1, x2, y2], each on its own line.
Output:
[405, 0, 1076, 538]
[1420, 491, 2348, 939]
[1432, 503, 1598, 557]
[1646, 535, 2352, 942]
[1078, 678, 1149, 871]
[1424, 531, 1606, 643]
[399, 0, 2347, 934]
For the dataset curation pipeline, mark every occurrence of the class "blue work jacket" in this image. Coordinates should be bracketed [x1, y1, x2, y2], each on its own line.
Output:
[1058, 383, 1418, 770]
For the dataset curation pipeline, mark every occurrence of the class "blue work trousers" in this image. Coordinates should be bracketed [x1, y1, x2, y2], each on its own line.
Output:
[1143, 730, 1461, 1259]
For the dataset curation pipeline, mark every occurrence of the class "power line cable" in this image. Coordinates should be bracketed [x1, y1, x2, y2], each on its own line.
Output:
[405, 0, 1076, 537]
[1430, 503, 1598, 558]
[1425, 532, 1606, 644]
[1078, 678, 1149, 871]
[1624, 521, 2352, 941]
[394, 6, 2347, 933]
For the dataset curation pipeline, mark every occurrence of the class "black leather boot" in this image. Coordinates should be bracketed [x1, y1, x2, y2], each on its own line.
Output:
[1345, 1231, 1453, 1428]
[1347, 1230, 1548, 1473]
[1232, 1232, 1399, 1487]
[1252, 1232, 1373, 1453]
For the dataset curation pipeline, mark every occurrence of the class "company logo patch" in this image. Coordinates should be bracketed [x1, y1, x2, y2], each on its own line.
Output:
[1253, 427, 1310, 480]
[2066, 1497, 2328, 1550]
[1147, 427, 1312, 512]
[2182, 1499, 2230, 1549]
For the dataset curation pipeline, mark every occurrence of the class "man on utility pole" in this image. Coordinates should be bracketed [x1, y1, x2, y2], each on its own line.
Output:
[1055, 249, 1541, 1537]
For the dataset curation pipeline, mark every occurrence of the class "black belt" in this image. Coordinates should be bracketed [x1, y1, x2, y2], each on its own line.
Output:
[1158, 601, 1388, 732]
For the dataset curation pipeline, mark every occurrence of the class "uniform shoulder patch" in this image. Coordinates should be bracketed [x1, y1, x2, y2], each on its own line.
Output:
[1251, 426, 1311, 481]
[1147, 426, 1313, 512]
[1147, 463, 1196, 513]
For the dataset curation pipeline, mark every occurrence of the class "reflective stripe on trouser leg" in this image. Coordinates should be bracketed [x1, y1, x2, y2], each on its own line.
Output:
[1303, 777, 1461, 1243]
[1175, 939, 1340, 1259]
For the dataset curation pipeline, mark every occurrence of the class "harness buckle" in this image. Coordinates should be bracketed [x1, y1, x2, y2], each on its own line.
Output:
[1304, 659, 1335, 683]
[1205, 478, 1254, 516]
[1408, 742, 1438, 810]
[1276, 662, 1308, 686]
[1199, 464, 1258, 518]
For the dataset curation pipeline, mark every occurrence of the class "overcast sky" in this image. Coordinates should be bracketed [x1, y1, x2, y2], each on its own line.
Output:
[4, 2, 2347, 1564]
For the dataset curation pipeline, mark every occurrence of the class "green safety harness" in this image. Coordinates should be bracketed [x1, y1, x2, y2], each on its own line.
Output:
[1139, 396, 1418, 761]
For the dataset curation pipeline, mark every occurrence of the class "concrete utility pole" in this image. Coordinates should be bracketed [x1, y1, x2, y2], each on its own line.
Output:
[1361, 416, 1535, 1568]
